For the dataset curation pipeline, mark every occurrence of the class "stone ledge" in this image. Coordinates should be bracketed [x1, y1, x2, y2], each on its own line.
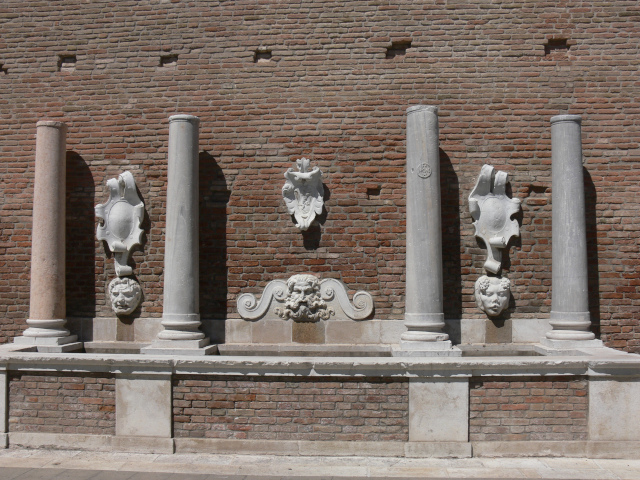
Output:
[0, 347, 638, 378]
[472, 440, 640, 459]
[8, 432, 174, 454]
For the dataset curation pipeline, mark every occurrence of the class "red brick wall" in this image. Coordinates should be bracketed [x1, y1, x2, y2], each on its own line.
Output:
[0, 1, 638, 350]
[173, 376, 409, 441]
[8, 372, 116, 435]
[469, 376, 588, 442]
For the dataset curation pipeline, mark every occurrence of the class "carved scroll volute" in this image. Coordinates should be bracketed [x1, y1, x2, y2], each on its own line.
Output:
[469, 164, 521, 274]
[282, 158, 324, 231]
[96, 171, 144, 316]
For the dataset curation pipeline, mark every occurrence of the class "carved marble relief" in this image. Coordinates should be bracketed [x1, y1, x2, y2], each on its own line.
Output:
[282, 158, 324, 231]
[475, 275, 510, 317]
[108, 277, 142, 316]
[469, 164, 521, 274]
[95, 171, 144, 315]
[237, 274, 374, 322]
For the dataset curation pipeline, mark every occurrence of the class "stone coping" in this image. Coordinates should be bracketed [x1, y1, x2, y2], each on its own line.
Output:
[0, 344, 638, 378]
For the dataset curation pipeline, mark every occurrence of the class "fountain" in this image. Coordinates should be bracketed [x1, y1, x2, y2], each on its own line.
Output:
[2, 110, 639, 460]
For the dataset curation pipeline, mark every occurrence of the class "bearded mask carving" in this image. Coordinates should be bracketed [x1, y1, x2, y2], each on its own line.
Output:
[275, 274, 334, 322]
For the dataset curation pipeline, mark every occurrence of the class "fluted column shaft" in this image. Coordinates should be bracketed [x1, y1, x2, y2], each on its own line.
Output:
[401, 105, 449, 345]
[547, 115, 595, 341]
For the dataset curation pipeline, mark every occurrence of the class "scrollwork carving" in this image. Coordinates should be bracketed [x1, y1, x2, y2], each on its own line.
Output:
[236, 274, 374, 322]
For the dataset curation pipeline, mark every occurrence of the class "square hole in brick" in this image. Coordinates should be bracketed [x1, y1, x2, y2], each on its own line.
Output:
[160, 54, 178, 67]
[58, 55, 76, 72]
[0, 64, 7, 75]
[367, 187, 381, 199]
[254, 49, 272, 63]
[544, 39, 569, 55]
[386, 41, 411, 59]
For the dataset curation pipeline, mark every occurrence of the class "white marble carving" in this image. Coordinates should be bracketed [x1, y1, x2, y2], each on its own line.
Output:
[109, 277, 142, 315]
[237, 274, 374, 322]
[475, 275, 510, 317]
[282, 158, 324, 231]
[469, 164, 521, 274]
[96, 171, 144, 277]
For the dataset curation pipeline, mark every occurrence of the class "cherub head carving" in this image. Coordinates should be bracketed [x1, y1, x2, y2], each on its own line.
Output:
[475, 275, 510, 317]
[276, 274, 333, 322]
[108, 277, 142, 316]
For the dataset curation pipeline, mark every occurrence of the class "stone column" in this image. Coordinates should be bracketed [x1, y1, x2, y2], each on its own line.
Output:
[143, 115, 216, 355]
[544, 115, 601, 347]
[15, 121, 81, 352]
[396, 106, 457, 356]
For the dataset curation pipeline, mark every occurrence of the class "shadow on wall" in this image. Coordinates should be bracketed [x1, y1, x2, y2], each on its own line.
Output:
[65, 151, 95, 340]
[439, 148, 462, 342]
[199, 151, 230, 343]
[584, 167, 601, 338]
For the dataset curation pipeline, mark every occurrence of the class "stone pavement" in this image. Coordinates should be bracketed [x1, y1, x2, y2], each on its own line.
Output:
[0, 449, 639, 479]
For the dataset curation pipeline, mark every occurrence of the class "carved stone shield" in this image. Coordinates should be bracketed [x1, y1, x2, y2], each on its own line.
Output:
[282, 158, 324, 231]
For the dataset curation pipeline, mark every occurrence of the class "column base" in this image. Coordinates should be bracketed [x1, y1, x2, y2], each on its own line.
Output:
[392, 341, 462, 357]
[540, 338, 604, 350]
[141, 338, 217, 356]
[14, 335, 82, 353]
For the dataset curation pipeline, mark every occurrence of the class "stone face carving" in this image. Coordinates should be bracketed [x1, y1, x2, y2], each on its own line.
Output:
[95, 171, 144, 277]
[282, 158, 324, 231]
[108, 277, 142, 316]
[275, 274, 333, 322]
[237, 274, 374, 322]
[469, 164, 521, 274]
[475, 275, 510, 317]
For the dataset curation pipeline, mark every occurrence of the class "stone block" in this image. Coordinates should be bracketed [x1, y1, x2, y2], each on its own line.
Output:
[93, 317, 118, 342]
[472, 440, 587, 457]
[174, 438, 299, 456]
[587, 441, 640, 459]
[134, 317, 163, 343]
[408, 378, 468, 441]
[116, 375, 171, 438]
[404, 442, 472, 458]
[9, 432, 112, 452]
[292, 321, 325, 344]
[485, 317, 512, 344]
[225, 318, 252, 344]
[379, 319, 405, 344]
[589, 378, 640, 441]
[325, 320, 380, 344]
[252, 319, 291, 344]
[299, 441, 404, 457]
[112, 436, 174, 454]
[512, 318, 551, 343]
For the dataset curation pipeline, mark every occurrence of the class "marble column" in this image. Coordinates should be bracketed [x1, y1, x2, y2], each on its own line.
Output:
[143, 115, 215, 355]
[397, 105, 456, 355]
[15, 121, 81, 352]
[544, 115, 600, 346]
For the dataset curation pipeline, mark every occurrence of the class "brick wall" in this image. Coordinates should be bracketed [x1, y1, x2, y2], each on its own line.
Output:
[469, 376, 588, 442]
[9, 372, 116, 435]
[173, 376, 409, 441]
[0, 1, 638, 350]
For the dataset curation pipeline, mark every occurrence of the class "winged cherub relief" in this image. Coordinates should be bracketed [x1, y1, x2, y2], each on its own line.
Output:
[282, 157, 324, 231]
